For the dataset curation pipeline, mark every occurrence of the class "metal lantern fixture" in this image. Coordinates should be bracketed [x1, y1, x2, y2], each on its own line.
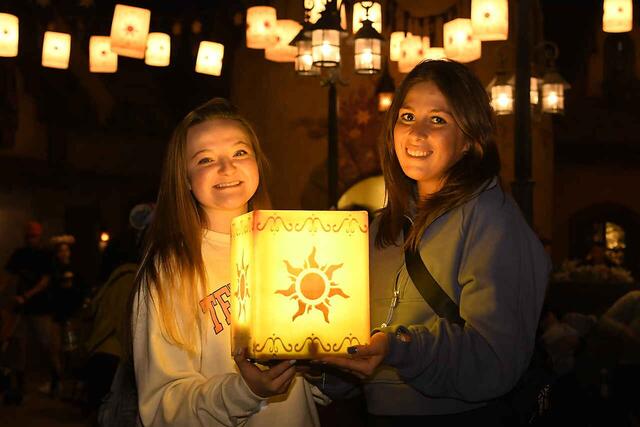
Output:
[89, 36, 118, 73]
[195, 41, 224, 76]
[0, 13, 19, 57]
[541, 69, 570, 114]
[529, 76, 541, 105]
[246, 6, 278, 49]
[309, 0, 347, 30]
[354, 17, 383, 74]
[471, 0, 509, 41]
[145, 32, 171, 67]
[443, 18, 481, 63]
[375, 62, 395, 112]
[389, 31, 405, 62]
[487, 71, 514, 115]
[266, 19, 301, 62]
[311, 0, 343, 68]
[352, 1, 382, 34]
[42, 31, 71, 69]
[603, 0, 633, 33]
[291, 20, 320, 76]
[110, 4, 151, 59]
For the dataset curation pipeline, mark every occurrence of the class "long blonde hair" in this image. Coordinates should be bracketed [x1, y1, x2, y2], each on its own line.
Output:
[135, 98, 270, 353]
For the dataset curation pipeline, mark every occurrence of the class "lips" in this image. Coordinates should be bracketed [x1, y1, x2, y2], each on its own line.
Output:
[214, 180, 242, 189]
[406, 147, 432, 158]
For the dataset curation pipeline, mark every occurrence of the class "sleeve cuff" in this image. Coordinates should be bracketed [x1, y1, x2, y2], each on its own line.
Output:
[378, 325, 413, 368]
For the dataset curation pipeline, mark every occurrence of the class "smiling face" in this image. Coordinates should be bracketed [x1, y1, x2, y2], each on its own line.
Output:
[393, 81, 470, 198]
[186, 118, 259, 231]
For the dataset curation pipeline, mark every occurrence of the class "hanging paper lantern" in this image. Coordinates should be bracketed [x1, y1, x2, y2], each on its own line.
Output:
[443, 18, 481, 63]
[230, 210, 370, 360]
[145, 32, 171, 67]
[109, 4, 151, 59]
[42, 31, 71, 69]
[265, 19, 301, 63]
[0, 13, 19, 57]
[389, 31, 405, 62]
[309, 0, 346, 30]
[530, 77, 541, 105]
[603, 0, 633, 33]
[424, 47, 447, 60]
[195, 41, 224, 76]
[246, 6, 277, 49]
[352, 1, 382, 34]
[420, 36, 430, 58]
[89, 36, 118, 73]
[471, 0, 508, 41]
[398, 33, 422, 73]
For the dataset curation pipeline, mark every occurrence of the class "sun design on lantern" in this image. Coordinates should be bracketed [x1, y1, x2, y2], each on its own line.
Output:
[234, 252, 250, 321]
[275, 247, 349, 323]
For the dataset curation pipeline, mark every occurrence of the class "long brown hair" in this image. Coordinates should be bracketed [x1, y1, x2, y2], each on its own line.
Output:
[133, 98, 270, 353]
[376, 60, 501, 250]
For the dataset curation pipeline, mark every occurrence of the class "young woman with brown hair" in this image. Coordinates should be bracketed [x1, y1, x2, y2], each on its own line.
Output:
[321, 60, 551, 426]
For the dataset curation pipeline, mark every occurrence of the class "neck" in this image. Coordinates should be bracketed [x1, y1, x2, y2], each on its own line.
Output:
[205, 206, 247, 234]
[417, 179, 443, 199]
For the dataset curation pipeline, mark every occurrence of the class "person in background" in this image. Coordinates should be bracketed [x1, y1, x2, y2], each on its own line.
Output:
[2, 220, 53, 404]
[131, 98, 320, 426]
[319, 60, 551, 426]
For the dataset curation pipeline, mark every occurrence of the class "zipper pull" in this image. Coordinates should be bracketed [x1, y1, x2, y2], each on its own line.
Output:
[391, 289, 400, 308]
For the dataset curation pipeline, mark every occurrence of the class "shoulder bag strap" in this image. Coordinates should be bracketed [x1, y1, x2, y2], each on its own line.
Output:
[403, 219, 465, 327]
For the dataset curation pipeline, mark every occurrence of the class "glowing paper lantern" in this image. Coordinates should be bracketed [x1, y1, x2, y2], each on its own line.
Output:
[352, 1, 382, 34]
[424, 47, 447, 60]
[145, 32, 170, 67]
[389, 31, 405, 62]
[246, 6, 277, 49]
[444, 18, 481, 63]
[265, 19, 301, 62]
[89, 36, 118, 73]
[471, 0, 509, 41]
[195, 41, 224, 76]
[42, 31, 71, 69]
[109, 4, 151, 59]
[309, 0, 347, 30]
[420, 36, 430, 57]
[530, 77, 541, 105]
[490, 84, 513, 115]
[603, 0, 633, 33]
[230, 210, 370, 360]
[354, 19, 383, 74]
[0, 13, 19, 57]
[398, 33, 422, 73]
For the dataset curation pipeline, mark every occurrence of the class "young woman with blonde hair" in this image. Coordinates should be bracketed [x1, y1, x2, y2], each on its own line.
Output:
[132, 98, 320, 426]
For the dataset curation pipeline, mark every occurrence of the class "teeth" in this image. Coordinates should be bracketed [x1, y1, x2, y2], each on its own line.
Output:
[215, 181, 241, 188]
[407, 148, 431, 157]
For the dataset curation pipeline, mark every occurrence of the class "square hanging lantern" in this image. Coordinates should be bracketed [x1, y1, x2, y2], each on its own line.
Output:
[230, 210, 370, 361]
[195, 41, 224, 76]
[424, 47, 447, 60]
[389, 31, 405, 62]
[376, 62, 395, 112]
[530, 77, 541, 105]
[110, 4, 151, 59]
[444, 18, 481, 63]
[291, 22, 320, 76]
[42, 31, 71, 69]
[487, 72, 514, 115]
[246, 6, 278, 49]
[420, 36, 430, 58]
[398, 33, 422, 73]
[471, 0, 508, 41]
[603, 0, 632, 33]
[541, 69, 570, 114]
[265, 20, 301, 62]
[89, 36, 118, 73]
[145, 32, 170, 67]
[0, 13, 19, 57]
[352, 1, 382, 34]
[354, 19, 383, 74]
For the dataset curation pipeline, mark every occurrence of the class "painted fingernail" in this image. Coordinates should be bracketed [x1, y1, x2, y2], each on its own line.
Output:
[347, 346, 358, 355]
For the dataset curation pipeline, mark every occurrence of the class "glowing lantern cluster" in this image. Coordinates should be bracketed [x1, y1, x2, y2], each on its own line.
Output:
[398, 33, 422, 73]
[195, 41, 224, 76]
[471, 0, 509, 41]
[89, 36, 118, 73]
[603, 0, 633, 33]
[0, 13, 19, 57]
[230, 210, 370, 360]
[42, 31, 71, 69]
[246, 6, 277, 49]
[443, 18, 481, 63]
[424, 47, 447, 60]
[389, 31, 405, 62]
[145, 32, 170, 67]
[265, 19, 301, 62]
[110, 4, 151, 59]
[352, 1, 382, 34]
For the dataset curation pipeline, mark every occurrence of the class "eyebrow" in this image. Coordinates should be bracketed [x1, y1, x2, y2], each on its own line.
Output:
[190, 141, 251, 160]
[399, 105, 453, 116]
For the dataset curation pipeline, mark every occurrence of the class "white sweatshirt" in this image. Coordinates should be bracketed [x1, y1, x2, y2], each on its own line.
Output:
[133, 230, 320, 427]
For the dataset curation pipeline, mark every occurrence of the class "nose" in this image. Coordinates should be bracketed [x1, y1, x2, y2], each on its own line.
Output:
[217, 156, 236, 175]
[410, 119, 429, 140]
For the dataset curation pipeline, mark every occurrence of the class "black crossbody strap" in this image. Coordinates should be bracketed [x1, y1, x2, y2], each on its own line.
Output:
[403, 219, 465, 327]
